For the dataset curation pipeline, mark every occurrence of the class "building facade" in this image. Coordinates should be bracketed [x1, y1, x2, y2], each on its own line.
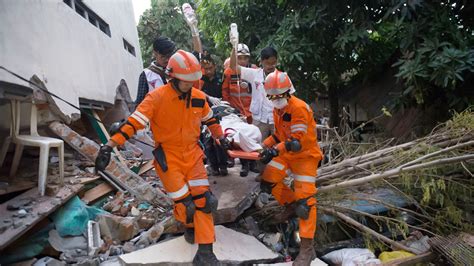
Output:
[0, 0, 143, 116]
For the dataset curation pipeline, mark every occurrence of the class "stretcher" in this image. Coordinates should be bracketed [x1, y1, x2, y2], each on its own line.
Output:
[215, 139, 260, 160]
[227, 149, 260, 160]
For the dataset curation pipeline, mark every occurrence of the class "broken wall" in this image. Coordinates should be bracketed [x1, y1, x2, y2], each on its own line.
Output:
[0, 0, 143, 120]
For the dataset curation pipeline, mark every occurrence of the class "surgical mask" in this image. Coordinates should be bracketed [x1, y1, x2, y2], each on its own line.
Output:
[271, 98, 288, 109]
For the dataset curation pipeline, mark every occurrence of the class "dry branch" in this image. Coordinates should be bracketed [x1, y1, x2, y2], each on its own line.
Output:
[319, 206, 421, 254]
[318, 154, 474, 193]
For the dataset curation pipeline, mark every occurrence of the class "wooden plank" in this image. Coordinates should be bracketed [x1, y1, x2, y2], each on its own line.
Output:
[138, 160, 154, 175]
[75, 176, 101, 184]
[81, 182, 114, 204]
[0, 184, 82, 250]
[0, 180, 36, 195]
[91, 111, 128, 166]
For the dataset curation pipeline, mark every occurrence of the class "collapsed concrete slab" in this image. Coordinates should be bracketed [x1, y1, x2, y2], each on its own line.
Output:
[210, 167, 260, 224]
[119, 225, 280, 265]
[49, 121, 171, 208]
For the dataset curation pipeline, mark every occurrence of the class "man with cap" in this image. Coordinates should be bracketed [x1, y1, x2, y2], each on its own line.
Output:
[135, 36, 176, 105]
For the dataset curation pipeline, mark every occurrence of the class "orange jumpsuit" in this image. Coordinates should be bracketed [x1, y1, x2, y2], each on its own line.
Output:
[262, 96, 323, 239]
[111, 83, 223, 244]
[221, 68, 252, 119]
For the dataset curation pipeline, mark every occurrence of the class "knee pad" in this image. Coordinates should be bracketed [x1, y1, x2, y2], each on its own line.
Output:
[295, 197, 311, 220]
[260, 180, 275, 194]
[176, 194, 196, 224]
[285, 138, 302, 152]
[195, 191, 218, 214]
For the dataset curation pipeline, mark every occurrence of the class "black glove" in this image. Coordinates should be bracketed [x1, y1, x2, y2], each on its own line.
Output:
[219, 136, 232, 151]
[259, 147, 279, 164]
[95, 145, 113, 172]
[260, 180, 275, 194]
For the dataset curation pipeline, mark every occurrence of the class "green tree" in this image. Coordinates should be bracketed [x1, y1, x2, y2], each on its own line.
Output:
[387, 0, 474, 110]
[137, 0, 194, 67]
[197, 0, 474, 127]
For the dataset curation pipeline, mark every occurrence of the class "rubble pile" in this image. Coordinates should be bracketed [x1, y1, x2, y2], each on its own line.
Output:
[0, 110, 472, 265]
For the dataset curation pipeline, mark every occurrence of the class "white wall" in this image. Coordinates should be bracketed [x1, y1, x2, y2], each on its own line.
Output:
[0, 0, 143, 116]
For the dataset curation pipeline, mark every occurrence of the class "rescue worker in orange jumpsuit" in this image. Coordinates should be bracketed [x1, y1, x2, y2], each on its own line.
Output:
[259, 70, 322, 265]
[95, 50, 230, 265]
[221, 44, 256, 122]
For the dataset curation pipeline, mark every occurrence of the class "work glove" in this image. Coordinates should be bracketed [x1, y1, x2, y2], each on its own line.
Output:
[95, 145, 113, 172]
[260, 180, 275, 194]
[246, 115, 253, 124]
[218, 136, 232, 151]
[182, 3, 199, 36]
[259, 147, 279, 164]
[229, 23, 239, 48]
[207, 96, 222, 106]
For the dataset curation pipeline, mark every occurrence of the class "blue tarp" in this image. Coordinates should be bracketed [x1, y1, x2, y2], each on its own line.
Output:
[320, 188, 408, 223]
[50, 196, 107, 237]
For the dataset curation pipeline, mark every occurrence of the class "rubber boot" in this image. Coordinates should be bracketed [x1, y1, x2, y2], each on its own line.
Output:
[193, 243, 220, 266]
[293, 238, 316, 266]
[184, 228, 194, 244]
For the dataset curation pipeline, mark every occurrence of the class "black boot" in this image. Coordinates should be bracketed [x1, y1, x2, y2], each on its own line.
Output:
[184, 228, 194, 244]
[219, 166, 228, 176]
[249, 161, 260, 173]
[193, 243, 220, 265]
[240, 160, 249, 177]
[208, 166, 220, 176]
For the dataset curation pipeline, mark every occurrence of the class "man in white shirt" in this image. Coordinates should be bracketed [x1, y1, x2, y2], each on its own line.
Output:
[230, 46, 280, 139]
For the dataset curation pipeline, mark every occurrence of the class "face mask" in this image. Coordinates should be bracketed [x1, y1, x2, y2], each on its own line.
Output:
[271, 98, 288, 109]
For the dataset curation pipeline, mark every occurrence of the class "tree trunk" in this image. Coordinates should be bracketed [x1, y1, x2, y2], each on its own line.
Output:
[328, 84, 339, 128]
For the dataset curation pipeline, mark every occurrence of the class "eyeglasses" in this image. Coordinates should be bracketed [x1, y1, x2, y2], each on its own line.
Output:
[266, 93, 287, 100]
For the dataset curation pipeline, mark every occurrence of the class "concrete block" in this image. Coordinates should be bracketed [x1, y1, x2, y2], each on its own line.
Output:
[210, 167, 260, 224]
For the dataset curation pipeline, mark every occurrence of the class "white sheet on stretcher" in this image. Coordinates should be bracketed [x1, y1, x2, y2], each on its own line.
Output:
[220, 114, 263, 152]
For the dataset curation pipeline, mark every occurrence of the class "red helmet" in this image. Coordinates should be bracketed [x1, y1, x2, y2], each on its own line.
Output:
[166, 50, 202, 82]
[264, 70, 293, 95]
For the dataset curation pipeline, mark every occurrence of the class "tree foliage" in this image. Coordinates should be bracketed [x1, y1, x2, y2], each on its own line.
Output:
[137, 0, 193, 67]
[137, 0, 474, 125]
[197, 0, 474, 125]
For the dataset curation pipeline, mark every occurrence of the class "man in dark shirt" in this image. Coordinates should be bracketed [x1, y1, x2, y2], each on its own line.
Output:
[200, 54, 223, 101]
[135, 37, 176, 106]
[199, 54, 229, 176]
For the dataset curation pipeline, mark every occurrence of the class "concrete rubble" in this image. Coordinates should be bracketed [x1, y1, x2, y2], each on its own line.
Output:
[119, 225, 280, 265]
[2, 104, 462, 266]
[97, 214, 139, 242]
[48, 121, 171, 208]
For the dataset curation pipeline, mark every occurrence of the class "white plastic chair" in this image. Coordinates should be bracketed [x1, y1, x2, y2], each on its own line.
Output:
[0, 100, 64, 196]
